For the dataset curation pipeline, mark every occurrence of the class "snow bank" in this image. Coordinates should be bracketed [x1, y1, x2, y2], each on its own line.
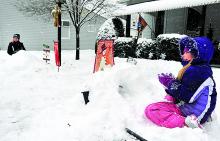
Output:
[1, 50, 41, 72]
[0, 51, 10, 63]
[0, 50, 220, 141]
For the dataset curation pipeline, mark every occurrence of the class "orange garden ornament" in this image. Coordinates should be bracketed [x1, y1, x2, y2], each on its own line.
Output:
[93, 40, 114, 73]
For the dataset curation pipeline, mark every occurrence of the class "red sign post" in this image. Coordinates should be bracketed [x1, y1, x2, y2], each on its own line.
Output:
[54, 41, 60, 71]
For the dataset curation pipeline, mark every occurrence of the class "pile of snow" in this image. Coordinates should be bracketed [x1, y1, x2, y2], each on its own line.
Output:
[2, 50, 41, 71]
[0, 50, 220, 141]
[0, 51, 10, 63]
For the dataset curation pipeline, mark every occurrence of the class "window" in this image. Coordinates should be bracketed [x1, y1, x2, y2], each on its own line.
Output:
[186, 8, 201, 37]
[61, 20, 70, 39]
[62, 20, 70, 27]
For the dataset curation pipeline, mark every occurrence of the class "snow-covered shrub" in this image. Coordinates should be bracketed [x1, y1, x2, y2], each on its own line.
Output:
[112, 17, 125, 37]
[113, 33, 188, 61]
[114, 33, 186, 60]
[97, 18, 116, 40]
[114, 37, 136, 58]
[95, 17, 125, 54]
[97, 17, 125, 40]
[135, 38, 156, 59]
[155, 34, 187, 61]
[134, 34, 187, 60]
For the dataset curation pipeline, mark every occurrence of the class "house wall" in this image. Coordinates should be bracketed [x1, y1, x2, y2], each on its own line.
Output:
[0, 0, 106, 51]
[130, 13, 155, 39]
[120, 0, 220, 42]
[164, 8, 187, 34]
[205, 3, 220, 41]
[163, 4, 220, 42]
[142, 13, 156, 39]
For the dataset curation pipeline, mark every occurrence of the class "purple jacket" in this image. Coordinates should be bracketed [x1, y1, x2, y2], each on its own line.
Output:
[165, 37, 217, 124]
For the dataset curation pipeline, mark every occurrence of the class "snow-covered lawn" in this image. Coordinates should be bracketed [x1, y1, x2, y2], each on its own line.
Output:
[0, 50, 220, 141]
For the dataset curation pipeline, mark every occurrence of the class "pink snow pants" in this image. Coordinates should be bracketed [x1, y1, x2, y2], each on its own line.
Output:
[145, 102, 185, 128]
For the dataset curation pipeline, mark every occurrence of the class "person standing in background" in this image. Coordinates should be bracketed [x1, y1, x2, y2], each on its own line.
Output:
[7, 34, 26, 55]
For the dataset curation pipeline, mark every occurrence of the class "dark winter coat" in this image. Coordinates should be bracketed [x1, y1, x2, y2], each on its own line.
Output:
[165, 37, 217, 124]
[7, 41, 26, 55]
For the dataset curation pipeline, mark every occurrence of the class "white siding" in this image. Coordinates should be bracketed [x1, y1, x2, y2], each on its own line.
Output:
[0, 0, 106, 51]
[130, 13, 155, 39]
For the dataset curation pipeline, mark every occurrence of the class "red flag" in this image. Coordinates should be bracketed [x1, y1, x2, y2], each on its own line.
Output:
[137, 15, 148, 32]
[54, 41, 60, 67]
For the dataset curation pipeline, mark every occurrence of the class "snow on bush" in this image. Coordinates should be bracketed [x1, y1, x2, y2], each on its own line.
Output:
[155, 34, 183, 61]
[157, 33, 187, 40]
[115, 37, 133, 44]
[136, 38, 156, 59]
[114, 37, 136, 58]
[97, 18, 116, 40]
[114, 38, 155, 59]
[137, 38, 154, 45]
[114, 33, 186, 60]
[96, 17, 125, 40]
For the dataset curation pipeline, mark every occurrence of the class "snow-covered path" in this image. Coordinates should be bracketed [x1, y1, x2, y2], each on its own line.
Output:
[0, 50, 220, 141]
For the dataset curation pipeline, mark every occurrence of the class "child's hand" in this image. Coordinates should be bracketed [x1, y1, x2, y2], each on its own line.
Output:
[158, 73, 175, 88]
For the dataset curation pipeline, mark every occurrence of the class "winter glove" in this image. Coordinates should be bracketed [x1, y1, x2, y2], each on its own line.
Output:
[158, 73, 175, 89]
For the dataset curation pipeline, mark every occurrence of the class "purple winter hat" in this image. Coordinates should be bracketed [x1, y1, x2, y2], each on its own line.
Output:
[180, 37, 199, 58]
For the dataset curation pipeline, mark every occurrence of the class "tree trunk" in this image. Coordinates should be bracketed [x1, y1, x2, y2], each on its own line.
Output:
[75, 28, 80, 60]
[75, 0, 80, 60]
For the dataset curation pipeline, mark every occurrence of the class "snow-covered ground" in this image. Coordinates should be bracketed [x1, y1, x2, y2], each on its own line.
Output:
[0, 50, 220, 141]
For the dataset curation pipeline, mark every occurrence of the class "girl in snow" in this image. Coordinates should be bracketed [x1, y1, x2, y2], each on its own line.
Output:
[145, 36, 217, 128]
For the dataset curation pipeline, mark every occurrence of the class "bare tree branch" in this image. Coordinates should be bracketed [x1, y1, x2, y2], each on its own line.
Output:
[80, 5, 105, 27]
[79, 0, 106, 26]
[15, 0, 123, 26]
[14, 0, 124, 59]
